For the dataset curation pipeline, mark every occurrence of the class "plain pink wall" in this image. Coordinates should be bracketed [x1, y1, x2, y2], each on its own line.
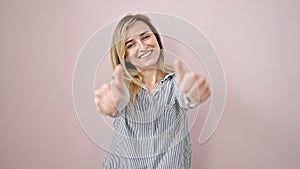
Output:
[1, 0, 300, 169]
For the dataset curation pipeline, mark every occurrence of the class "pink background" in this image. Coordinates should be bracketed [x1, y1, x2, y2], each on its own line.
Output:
[1, 0, 300, 169]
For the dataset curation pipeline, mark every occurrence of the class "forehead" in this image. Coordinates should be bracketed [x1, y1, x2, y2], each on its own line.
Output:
[126, 21, 152, 38]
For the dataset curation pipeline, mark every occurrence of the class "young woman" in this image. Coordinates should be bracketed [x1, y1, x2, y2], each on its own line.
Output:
[95, 14, 211, 169]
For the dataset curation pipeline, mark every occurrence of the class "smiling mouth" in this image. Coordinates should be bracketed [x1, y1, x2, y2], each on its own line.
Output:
[138, 50, 152, 59]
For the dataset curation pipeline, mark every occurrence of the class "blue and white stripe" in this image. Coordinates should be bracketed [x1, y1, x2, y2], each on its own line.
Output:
[103, 73, 198, 169]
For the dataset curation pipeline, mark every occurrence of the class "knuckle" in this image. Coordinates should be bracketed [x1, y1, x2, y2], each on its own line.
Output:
[199, 77, 205, 83]
[95, 90, 100, 95]
[191, 72, 198, 78]
[94, 97, 99, 104]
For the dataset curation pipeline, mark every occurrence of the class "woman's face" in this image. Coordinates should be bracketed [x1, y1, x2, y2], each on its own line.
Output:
[124, 21, 161, 70]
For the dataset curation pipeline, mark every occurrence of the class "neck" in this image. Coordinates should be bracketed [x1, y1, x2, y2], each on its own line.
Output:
[140, 68, 165, 86]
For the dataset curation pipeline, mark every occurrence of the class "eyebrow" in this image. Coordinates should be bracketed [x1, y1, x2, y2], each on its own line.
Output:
[125, 31, 149, 45]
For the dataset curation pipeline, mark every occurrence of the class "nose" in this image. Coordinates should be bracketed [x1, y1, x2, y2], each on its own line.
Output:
[136, 40, 147, 51]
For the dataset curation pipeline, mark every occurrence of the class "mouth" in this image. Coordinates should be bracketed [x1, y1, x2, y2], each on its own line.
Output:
[138, 50, 152, 59]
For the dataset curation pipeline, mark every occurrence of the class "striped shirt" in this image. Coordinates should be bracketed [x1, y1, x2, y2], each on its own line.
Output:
[103, 73, 198, 169]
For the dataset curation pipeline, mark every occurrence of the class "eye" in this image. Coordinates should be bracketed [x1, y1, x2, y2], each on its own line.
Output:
[143, 34, 150, 40]
[126, 43, 134, 49]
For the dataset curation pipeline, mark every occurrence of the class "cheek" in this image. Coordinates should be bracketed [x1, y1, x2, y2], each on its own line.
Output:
[125, 49, 131, 57]
[150, 39, 160, 48]
[152, 40, 160, 48]
[125, 50, 129, 57]
[126, 47, 139, 57]
[125, 50, 135, 61]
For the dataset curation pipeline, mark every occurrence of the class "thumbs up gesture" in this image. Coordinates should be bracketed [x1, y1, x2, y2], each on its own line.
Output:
[95, 65, 128, 116]
[174, 59, 211, 103]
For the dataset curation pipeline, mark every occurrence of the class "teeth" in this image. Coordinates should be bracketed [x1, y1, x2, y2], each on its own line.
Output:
[139, 51, 151, 59]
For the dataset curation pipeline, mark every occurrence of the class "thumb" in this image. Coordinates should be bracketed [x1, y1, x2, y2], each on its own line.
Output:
[174, 59, 184, 84]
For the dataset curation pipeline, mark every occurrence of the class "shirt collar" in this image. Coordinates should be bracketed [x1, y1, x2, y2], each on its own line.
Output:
[160, 72, 175, 83]
[141, 72, 175, 90]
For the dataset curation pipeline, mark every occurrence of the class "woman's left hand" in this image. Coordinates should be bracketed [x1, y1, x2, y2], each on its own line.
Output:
[174, 59, 211, 103]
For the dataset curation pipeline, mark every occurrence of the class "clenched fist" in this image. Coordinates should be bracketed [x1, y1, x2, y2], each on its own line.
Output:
[174, 59, 211, 103]
[94, 65, 128, 116]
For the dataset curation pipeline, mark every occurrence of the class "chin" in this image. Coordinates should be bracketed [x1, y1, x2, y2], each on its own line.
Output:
[138, 57, 160, 70]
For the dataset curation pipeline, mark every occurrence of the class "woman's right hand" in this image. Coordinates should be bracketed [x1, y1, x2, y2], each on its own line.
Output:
[95, 65, 127, 116]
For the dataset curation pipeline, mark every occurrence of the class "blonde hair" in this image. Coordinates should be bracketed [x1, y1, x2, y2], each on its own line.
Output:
[110, 14, 173, 105]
